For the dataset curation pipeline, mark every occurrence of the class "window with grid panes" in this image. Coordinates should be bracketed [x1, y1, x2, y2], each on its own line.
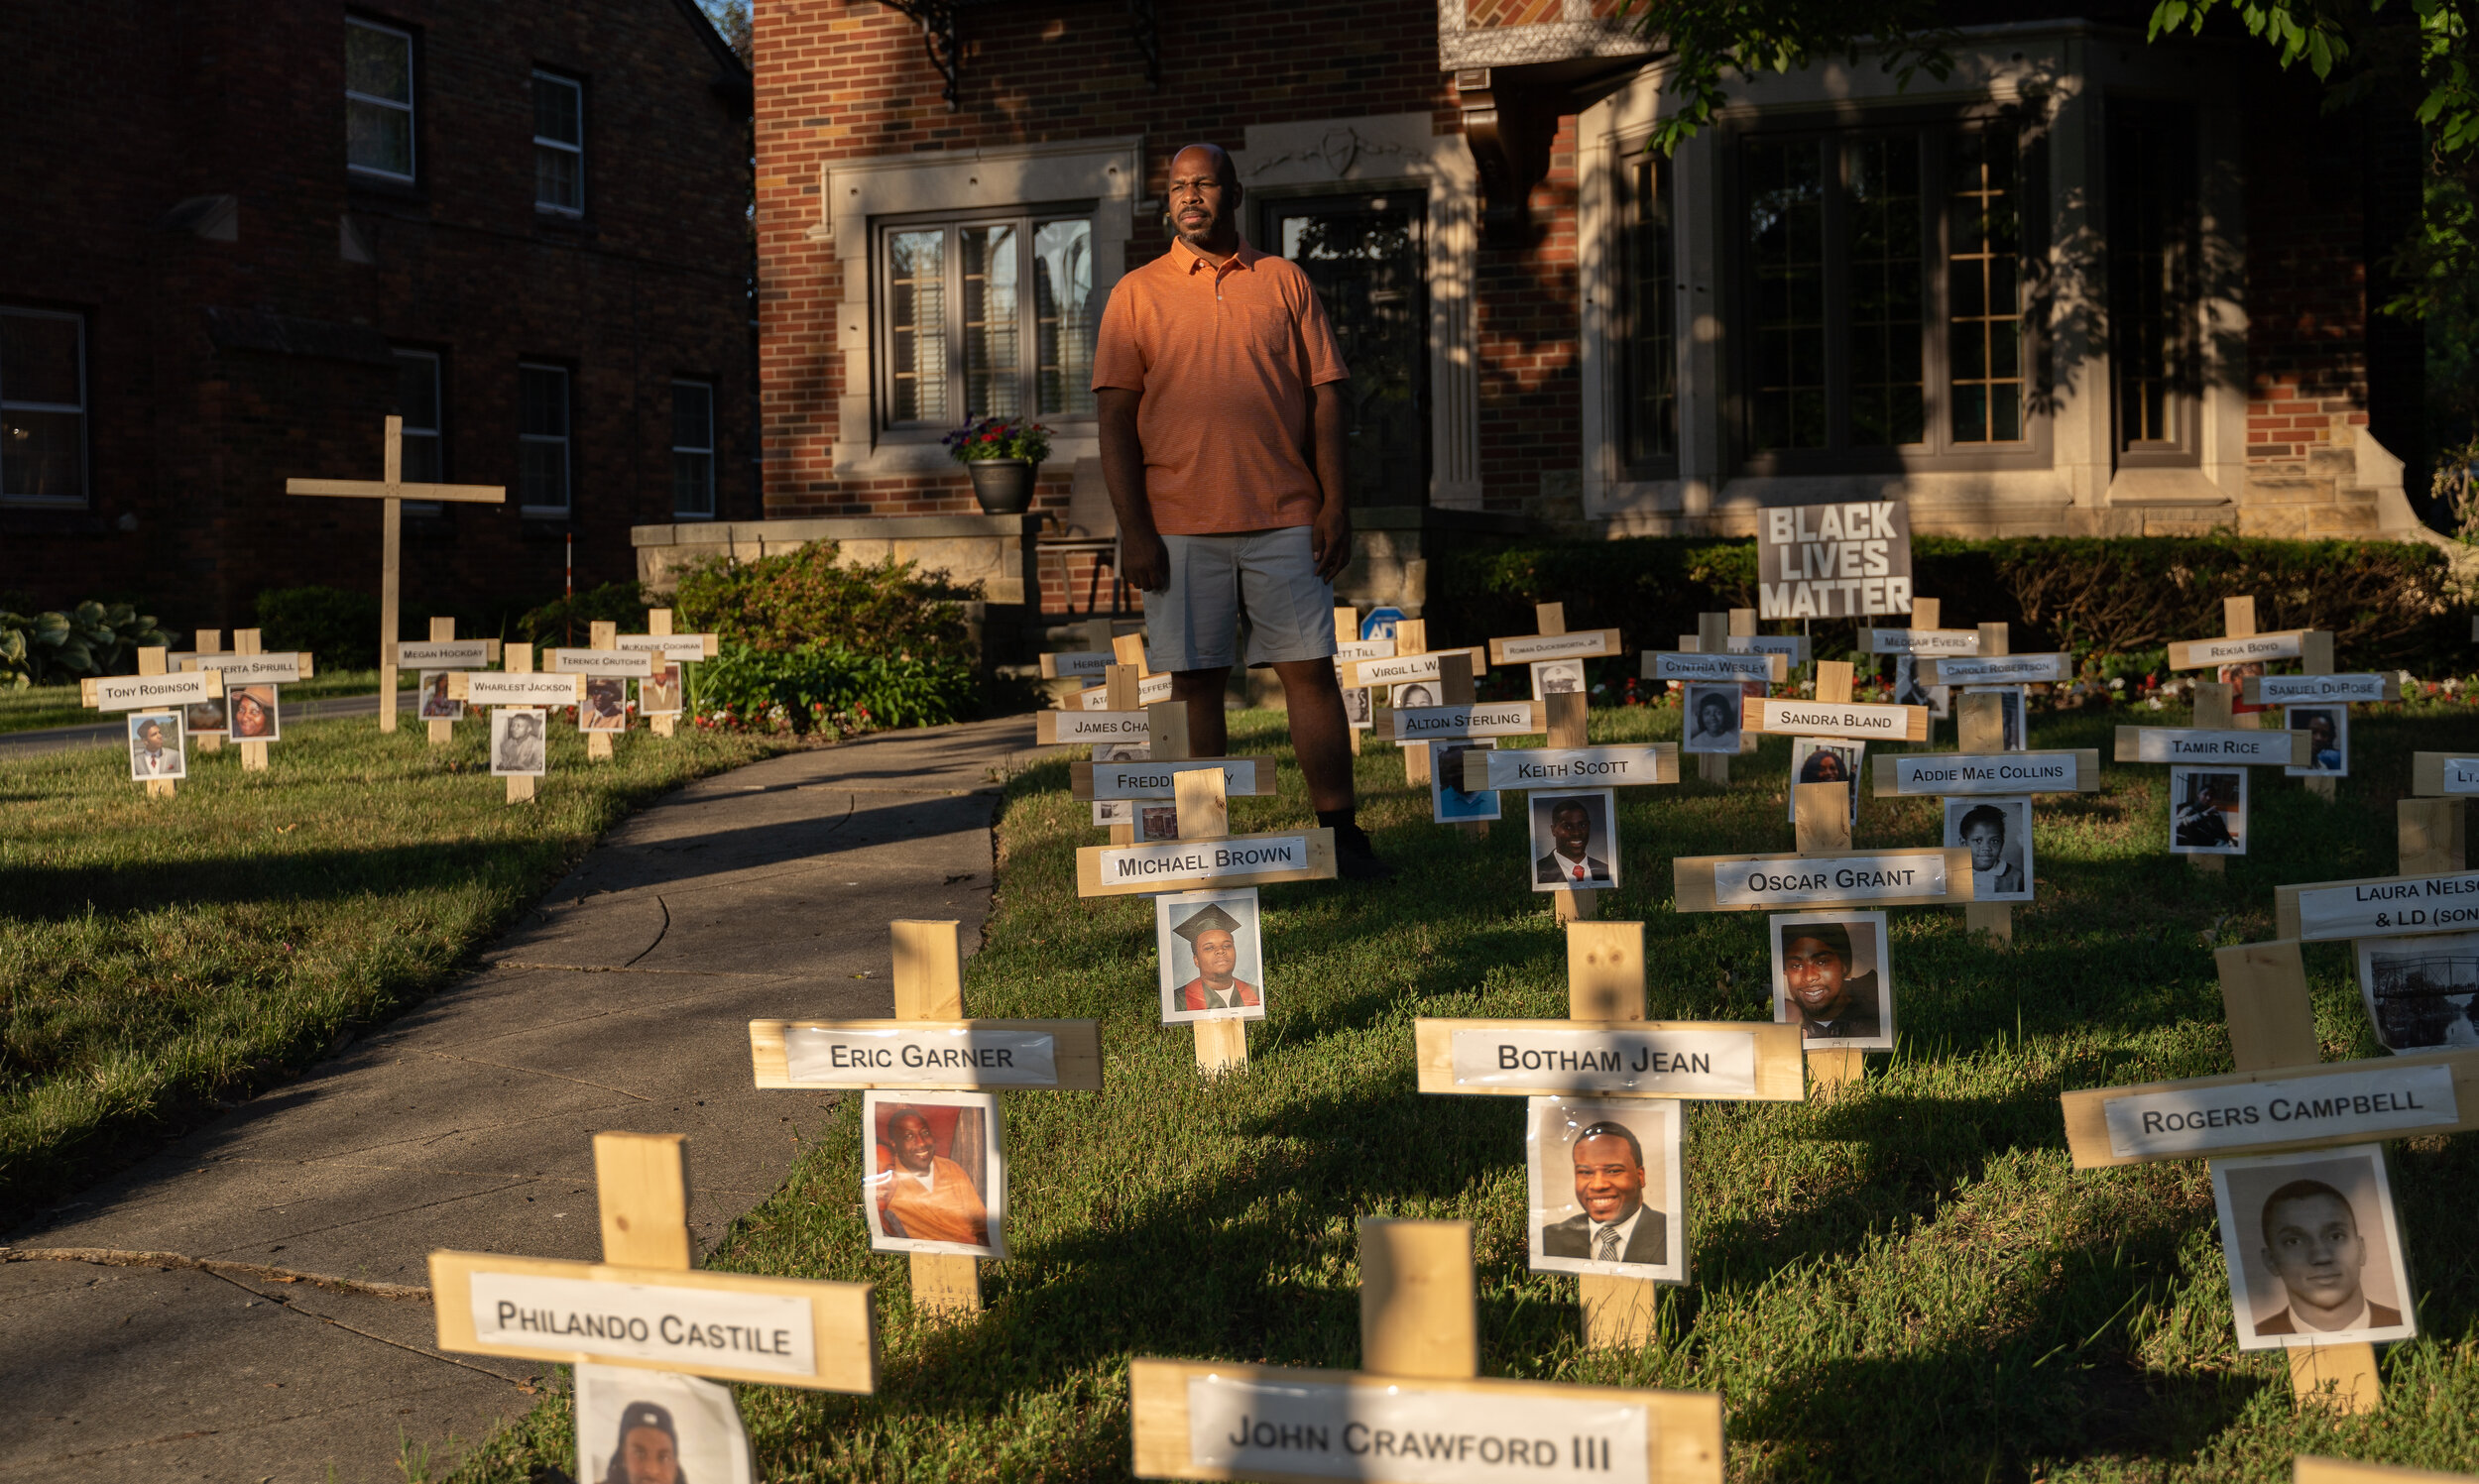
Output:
[2108, 103, 2196, 462]
[879, 212, 1096, 430]
[1735, 121, 2033, 465]
[395, 348, 443, 514]
[1617, 153, 1678, 469]
[671, 381, 715, 517]
[533, 71, 583, 215]
[346, 18, 415, 181]
[0, 307, 87, 506]
[518, 363, 570, 514]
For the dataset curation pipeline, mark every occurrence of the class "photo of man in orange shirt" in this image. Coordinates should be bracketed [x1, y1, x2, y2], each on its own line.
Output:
[864, 1094, 1003, 1256]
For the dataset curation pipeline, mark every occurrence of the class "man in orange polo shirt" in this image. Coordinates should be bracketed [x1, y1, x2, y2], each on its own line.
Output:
[1093, 141, 1389, 880]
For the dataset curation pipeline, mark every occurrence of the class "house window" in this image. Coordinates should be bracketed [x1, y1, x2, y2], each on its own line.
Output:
[1617, 154, 1678, 468]
[395, 348, 443, 514]
[533, 71, 584, 216]
[346, 18, 415, 182]
[2109, 103, 2197, 463]
[1736, 121, 2033, 465]
[0, 307, 87, 507]
[671, 381, 715, 517]
[518, 363, 570, 514]
[878, 213, 1095, 431]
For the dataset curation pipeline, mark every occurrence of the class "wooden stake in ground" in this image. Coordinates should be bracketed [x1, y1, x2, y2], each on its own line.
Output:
[429, 1130, 878, 1391]
[1130, 1217, 1724, 1481]
[2056, 937, 2479, 1414]
[284, 415, 505, 733]
[1412, 922, 1801, 1350]
[191, 630, 224, 753]
[749, 920, 1105, 1316]
[81, 646, 221, 798]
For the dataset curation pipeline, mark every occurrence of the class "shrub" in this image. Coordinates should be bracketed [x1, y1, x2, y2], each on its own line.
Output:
[693, 643, 979, 735]
[0, 602, 176, 687]
[517, 581, 652, 646]
[673, 540, 977, 664]
[1436, 533, 2474, 676]
[255, 585, 381, 669]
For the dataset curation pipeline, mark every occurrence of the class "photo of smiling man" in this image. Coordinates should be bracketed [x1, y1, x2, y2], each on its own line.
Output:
[2211, 1145, 2416, 1350]
[1769, 911, 1894, 1050]
[1525, 1096, 1685, 1282]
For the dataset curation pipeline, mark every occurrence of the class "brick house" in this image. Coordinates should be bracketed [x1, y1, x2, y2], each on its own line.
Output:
[643, 0, 2430, 651]
[2, 0, 755, 630]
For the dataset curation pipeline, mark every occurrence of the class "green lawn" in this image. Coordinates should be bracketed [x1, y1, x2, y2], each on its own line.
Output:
[0, 715, 789, 1211]
[439, 700, 2479, 1483]
[0, 668, 417, 735]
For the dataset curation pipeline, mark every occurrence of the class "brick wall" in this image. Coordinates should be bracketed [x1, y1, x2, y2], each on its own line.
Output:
[1474, 112, 1581, 517]
[2241, 65, 2368, 471]
[754, 0, 1456, 527]
[0, 0, 752, 630]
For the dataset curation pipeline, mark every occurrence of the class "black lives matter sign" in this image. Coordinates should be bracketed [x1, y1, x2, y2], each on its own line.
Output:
[1758, 502, 1913, 620]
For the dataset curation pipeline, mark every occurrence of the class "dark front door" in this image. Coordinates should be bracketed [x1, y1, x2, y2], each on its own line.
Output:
[1263, 193, 1428, 507]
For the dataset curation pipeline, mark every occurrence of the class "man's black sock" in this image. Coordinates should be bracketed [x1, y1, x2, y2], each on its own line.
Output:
[1317, 808, 1358, 836]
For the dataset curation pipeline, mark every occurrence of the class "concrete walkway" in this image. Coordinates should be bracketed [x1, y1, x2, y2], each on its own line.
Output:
[0, 716, 1042, 1483]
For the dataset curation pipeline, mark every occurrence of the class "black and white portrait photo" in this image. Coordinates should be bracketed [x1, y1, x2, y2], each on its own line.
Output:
[863, 1089, 1005, 1258]
[1788, 740, 1863, 827]
[2287, 705, 2348, 777]
[417, 669, 464, 721]
[573, 1361, 755, 1484]
[492, 708, 548, 776]
[1769, 911, 1893, 1049]
[1945, 795, 2033, 902]
[1963, 685, 2026, 750]
[2211, 1146, 2416, 1351]
[127, 712, 186, 781]
[1524, 1096, 1685, 1282]
[1682, 683, 1742, 755]
[1391, 681, 1438, 710]
[2171, 767, 2247, 855]
[1431, 740, 1501, 824]
[2356, 932, 2479, 1051]
[1891, 655, 1950, 718]
[1341, 685, 1373, 729]
[1155, 888, 1267, 1023]
[1530, 658, 1585, 700]
[1529, 789, 1618, 892]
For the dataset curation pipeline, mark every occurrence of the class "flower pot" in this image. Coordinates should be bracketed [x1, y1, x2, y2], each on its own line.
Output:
[965, 458, 1037, 515]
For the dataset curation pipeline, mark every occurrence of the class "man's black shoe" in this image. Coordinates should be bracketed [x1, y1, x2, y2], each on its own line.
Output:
[1332, 822, 1396, 881]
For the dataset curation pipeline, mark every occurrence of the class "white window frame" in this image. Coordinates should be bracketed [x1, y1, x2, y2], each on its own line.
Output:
[671, 379, 716, 518]
[518, 361, 572, 516]
[345, 17, 416, 184]
[532, 69, 584, 217]
[0, 306, 90, 510]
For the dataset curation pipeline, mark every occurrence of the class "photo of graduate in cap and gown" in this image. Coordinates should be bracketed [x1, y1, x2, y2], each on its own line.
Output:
[1155, 890, 1268, 1022]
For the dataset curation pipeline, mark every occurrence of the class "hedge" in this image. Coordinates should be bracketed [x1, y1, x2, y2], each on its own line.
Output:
[1433, 534, 2474, 675]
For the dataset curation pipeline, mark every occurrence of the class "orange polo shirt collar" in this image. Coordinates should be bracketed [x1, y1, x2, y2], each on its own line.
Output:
[1172, 236, 1264, 282]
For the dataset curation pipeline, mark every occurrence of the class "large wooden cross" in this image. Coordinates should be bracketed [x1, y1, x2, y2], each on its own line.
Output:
[1131, 1217, 1724, 1483]
[1413, 922, 1802, 1348]
[286, 415, 506, 733]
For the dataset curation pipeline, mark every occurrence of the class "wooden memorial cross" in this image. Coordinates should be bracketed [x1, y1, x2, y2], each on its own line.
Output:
[1131, 1217, 1724, 1483]
[398, 617, 504, 746]
[430, 1130, 878, 1392]
[1037, 617, 1120, 689]
[1413, 922, 1801, 1349]
[2113, 659, 2310, 875]
[81, 645, 221, 798]
[222, 628, 296, 772]
[1036, 632, 1148, 759]
[2237, 626, 2397, 803]
[191, 630, 226, 753]
[1868, 717, 2100, 950]
[1487, 602, 1623, 695]
[2294, 1459, 2478, 1483]
[1343, 619, 1491, 786]
[545, 620, 655, 762]
[2057, 934, 2479, 1413]
[449, 642, 583, 803]
[1459, 693, 1679, 916]
[2166, 597, 2314, 735]
[619, 609, 720, 739]
[284, 414, 507, 733]
[751, 920, 1102, 1314]
[179, 628, 313, 772]
[1642, 611, 1786, 788]
[1332, 605, 1396, 757]
[1675, 667, 1972, 1094]
[1077, 632, 1174, 714]
[1739, 655, 1929, 755]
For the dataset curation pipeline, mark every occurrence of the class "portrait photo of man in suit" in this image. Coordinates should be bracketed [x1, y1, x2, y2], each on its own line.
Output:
[1526, 1097, 1683, 1281]
[1530, 791, 1617, 891]
[2213, 1146, 2416, 1350]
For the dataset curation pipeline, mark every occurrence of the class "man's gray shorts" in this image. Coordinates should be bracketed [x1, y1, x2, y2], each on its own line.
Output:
[1142, 526, 1338, 672]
